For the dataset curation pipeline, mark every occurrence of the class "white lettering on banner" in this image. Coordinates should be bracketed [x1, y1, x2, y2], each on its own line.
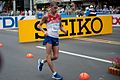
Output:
[98, 14, 120, 27]
[111, 14, 120, 27]
[0, 16, 36, 29]
[112, 16, 120, 25]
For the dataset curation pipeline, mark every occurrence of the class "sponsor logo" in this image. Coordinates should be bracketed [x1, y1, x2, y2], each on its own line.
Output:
[0, 16, 25, 29]
[112, 16, 120, 25]
[34, 17, 103, 39]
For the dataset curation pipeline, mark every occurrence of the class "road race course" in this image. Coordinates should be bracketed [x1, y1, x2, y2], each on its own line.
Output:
[0, 27, 120, 80]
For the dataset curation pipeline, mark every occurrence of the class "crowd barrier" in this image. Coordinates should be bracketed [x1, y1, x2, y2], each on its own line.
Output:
[18, 16, 112, 43]
[36, 13, 76, 19]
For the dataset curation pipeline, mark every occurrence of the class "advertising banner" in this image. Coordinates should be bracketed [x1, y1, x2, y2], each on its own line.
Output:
[98, 14, 120, 27]
[112, 14, 120, 27]
[0, 16, 35, 29]
[18, 16, 112, 43]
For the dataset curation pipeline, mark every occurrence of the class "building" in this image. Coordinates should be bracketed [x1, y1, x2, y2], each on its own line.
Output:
[16, 0, 34, 11]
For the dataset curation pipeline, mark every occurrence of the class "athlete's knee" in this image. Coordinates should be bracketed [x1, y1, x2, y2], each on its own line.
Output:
[53, 55, 59, 60]
[46, 55, 51, 61]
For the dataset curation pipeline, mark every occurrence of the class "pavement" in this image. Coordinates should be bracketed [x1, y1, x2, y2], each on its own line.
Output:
[0, 27, 120, 80]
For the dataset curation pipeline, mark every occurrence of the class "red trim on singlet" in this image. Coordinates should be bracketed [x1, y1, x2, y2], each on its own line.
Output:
[47, 13, 61, 22]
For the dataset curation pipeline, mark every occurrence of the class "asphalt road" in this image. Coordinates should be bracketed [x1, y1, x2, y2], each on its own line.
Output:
[0, 27, 120, 80]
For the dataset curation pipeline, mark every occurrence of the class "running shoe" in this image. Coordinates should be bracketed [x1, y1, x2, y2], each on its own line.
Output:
[52, 72, 63, 80]
[38, 59, 44, 71]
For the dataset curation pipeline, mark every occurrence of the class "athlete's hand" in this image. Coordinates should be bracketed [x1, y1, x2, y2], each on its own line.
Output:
[44, 32, 48, 36]
[64, 30, 68, 35]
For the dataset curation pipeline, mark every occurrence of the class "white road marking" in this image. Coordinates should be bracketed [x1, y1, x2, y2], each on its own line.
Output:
[36, 46, 112, 64]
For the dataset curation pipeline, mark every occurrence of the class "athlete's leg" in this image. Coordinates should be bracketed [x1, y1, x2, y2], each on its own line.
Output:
[38, 37, 59, 72]
[52, 46, 59, 61]
[41, 46, 59, 63]
[51, 46, 63, 79]
[38, 44, 56, 71]
[38, 42, 62, 79]
[46, 43, 56, 73]
[42, 55, 58, 63]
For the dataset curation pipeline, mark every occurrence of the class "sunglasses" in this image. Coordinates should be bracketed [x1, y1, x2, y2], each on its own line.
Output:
[53, 6, 58, 9]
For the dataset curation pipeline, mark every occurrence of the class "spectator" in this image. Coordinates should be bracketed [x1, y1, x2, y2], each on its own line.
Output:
[20, 10, 25, 16]
[25, 10, 28, 16]
[16, 9, 20, 16]
[84, 7, 90, 16]
[36, 8, 43, 19]
[103, 5, 109, 14]
[28, 10, 32, 16]
[89, 5, 97, 16]
[10, 10, 13, 16]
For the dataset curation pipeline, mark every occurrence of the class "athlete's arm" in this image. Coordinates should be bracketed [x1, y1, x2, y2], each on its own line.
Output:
[60, 17, 67, 34]
[37, 15, 48, 35]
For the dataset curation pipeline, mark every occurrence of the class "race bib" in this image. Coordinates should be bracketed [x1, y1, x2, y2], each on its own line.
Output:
[50, 23, 60, 32]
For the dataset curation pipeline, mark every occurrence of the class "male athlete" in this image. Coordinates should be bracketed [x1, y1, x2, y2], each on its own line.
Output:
[37, 1, 67, 80]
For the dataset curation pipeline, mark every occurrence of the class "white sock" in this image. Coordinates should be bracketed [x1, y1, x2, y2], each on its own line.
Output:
[41, 60, 44, 63]
[53, 72, 57, 75]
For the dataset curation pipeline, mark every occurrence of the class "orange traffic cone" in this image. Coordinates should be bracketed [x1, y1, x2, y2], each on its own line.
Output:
[26, 53, 33, 58]
[0, 43, 3, 48]
[80, 72, 90, 80]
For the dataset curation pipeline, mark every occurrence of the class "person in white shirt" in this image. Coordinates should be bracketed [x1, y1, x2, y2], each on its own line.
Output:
[28, 10, 32, 16]
[24, 10, 28, 16]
